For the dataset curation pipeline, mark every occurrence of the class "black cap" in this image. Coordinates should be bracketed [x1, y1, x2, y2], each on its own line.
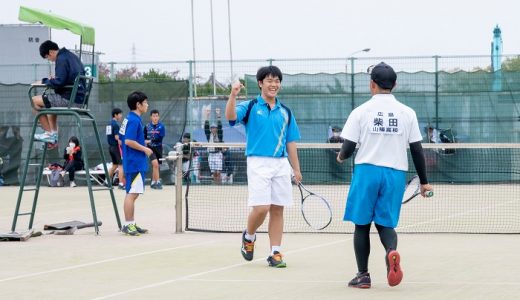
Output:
[370, 62, 396, 90]
[332, 126, 342, 132]
[182, 132, 191, 139]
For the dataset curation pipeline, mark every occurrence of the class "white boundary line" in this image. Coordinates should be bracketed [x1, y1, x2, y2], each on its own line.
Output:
[91, 237, 352, 300]
[92, 205, 520, 300]
[183, 278, 520, 286]
[0, 241, 215, 284]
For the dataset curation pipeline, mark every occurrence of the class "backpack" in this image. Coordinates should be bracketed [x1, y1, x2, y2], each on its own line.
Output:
[48, 163, 64, 187]
[242, 99, 292, 126]
[49, 169, 64, 187]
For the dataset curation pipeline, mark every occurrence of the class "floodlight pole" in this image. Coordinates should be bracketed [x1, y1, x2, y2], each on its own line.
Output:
[191, 0, 197, 97]
[347, 48, 370, 110]
[227, 0, 234, 81]
[210, 0, 217, 96]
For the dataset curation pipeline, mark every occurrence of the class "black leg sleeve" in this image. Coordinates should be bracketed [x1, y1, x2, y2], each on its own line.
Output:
[353, 224, 372, 273]
[375, 223, 397, 252]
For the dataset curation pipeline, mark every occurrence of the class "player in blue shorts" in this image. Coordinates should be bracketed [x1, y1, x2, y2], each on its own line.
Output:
[337, 62, 433, 288]
[226, 66, 302, 268]
[119, 91, 153, 236]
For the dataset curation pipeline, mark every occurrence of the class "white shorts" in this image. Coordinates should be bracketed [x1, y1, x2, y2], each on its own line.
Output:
[126, 172, 145, 194]
[247, 156, 293, 207]
[208, 152, 223, 173]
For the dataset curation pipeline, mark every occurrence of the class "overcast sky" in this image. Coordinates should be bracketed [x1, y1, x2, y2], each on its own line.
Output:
[2, 0, 519, 62]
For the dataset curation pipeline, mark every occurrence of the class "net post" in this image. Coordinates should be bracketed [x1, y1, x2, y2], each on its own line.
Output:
[175, 149, 183, 233]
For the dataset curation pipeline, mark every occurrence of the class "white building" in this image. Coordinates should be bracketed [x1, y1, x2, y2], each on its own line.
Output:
[0, 24, 99, 84]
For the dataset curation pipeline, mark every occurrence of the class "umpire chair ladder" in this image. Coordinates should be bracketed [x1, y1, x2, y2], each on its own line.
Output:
[11, 75, 121, 234]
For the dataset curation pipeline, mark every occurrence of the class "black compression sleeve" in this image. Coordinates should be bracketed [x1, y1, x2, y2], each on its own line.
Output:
[409, 141, 428, 184]
[338, 139, 357, 161]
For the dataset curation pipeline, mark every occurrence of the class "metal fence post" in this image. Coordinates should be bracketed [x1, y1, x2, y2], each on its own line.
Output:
[175, 151, 183, 233]
[188, 60, 194, 101]
[434, 55, 439, 129]
[350, 57, 356, 111]
[109, 62, 115, 81]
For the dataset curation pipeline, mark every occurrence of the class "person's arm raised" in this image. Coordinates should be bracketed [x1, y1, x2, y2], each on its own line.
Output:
[226, 81, 243, 121]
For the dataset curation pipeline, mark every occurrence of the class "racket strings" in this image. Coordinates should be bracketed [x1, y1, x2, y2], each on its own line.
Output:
[403, 176, 420, 202]
[301, 194, 332, 230]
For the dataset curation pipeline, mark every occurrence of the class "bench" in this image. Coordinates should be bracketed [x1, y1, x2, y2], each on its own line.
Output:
[42, 168, 109, 186]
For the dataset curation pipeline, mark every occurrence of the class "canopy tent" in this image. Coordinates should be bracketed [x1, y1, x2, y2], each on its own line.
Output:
[19, 6, 95, 45]
[18, 6, 95, 67]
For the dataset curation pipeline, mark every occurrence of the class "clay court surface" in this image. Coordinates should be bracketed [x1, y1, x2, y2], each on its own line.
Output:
[1, 186, 519, 300]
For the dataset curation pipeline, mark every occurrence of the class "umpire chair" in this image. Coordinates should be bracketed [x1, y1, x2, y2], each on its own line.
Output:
[11, 75, 121, 234]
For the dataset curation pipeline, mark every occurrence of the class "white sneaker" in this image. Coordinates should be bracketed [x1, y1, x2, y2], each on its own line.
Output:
[34, 132, 58, 143]
[70, 181, 77, 187]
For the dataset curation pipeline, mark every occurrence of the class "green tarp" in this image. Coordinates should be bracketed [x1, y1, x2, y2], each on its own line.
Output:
[18, 6, 95, 45]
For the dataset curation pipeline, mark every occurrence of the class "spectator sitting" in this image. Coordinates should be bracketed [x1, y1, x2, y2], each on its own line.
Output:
[60, 136, 84, 187]
[328, 126, 345, 143]
[427, 126, 441, 143]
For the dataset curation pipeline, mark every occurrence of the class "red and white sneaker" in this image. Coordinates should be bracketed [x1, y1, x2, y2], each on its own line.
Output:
[386, 250, 403, 287]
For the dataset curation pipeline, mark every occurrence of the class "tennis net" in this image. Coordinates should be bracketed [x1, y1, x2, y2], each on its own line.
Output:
[184, 143, 520, 233]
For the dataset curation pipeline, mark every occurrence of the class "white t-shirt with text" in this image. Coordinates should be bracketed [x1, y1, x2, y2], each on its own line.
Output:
[340, 94, 423, 171]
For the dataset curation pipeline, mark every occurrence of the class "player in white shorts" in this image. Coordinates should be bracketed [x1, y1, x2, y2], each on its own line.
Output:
[226, 66, 302, 268]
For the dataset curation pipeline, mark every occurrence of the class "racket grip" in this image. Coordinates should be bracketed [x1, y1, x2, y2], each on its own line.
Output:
[425, 190, 434, 197]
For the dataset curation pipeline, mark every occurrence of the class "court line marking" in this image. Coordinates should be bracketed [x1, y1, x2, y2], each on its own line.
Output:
[0, 241, 215, 284]
[92, 208, 520, 300]
[184, 279, 520, 286]
[91, 237, 352, 300]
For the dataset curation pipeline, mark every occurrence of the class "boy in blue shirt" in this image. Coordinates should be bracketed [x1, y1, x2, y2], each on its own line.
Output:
[226, 66, 303, 268]
[32, 40, 85, 148]
[106, 107, 125, 190]
[144, 109, 166, 189]
[119, 91, 153, 236]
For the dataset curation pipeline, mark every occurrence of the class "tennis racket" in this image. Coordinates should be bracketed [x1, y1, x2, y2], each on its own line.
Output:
[402, 175, 434, 204]
[297, 182, 333, 230]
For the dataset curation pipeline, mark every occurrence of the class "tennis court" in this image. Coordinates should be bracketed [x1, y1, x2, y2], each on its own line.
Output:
[1, 186, 519, 300]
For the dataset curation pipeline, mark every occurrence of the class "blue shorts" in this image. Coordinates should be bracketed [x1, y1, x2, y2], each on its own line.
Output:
[343, 164, 406, 228]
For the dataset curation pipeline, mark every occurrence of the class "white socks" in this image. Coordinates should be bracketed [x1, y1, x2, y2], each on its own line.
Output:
[245, 232, 256, 242]
[243, 232, 281, 254]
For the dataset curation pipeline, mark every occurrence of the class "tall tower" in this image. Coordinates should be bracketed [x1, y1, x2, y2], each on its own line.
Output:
[491, 25, 503, 72]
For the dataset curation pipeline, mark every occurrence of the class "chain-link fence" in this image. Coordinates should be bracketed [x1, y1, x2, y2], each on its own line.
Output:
[1, 55, 519, 185]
